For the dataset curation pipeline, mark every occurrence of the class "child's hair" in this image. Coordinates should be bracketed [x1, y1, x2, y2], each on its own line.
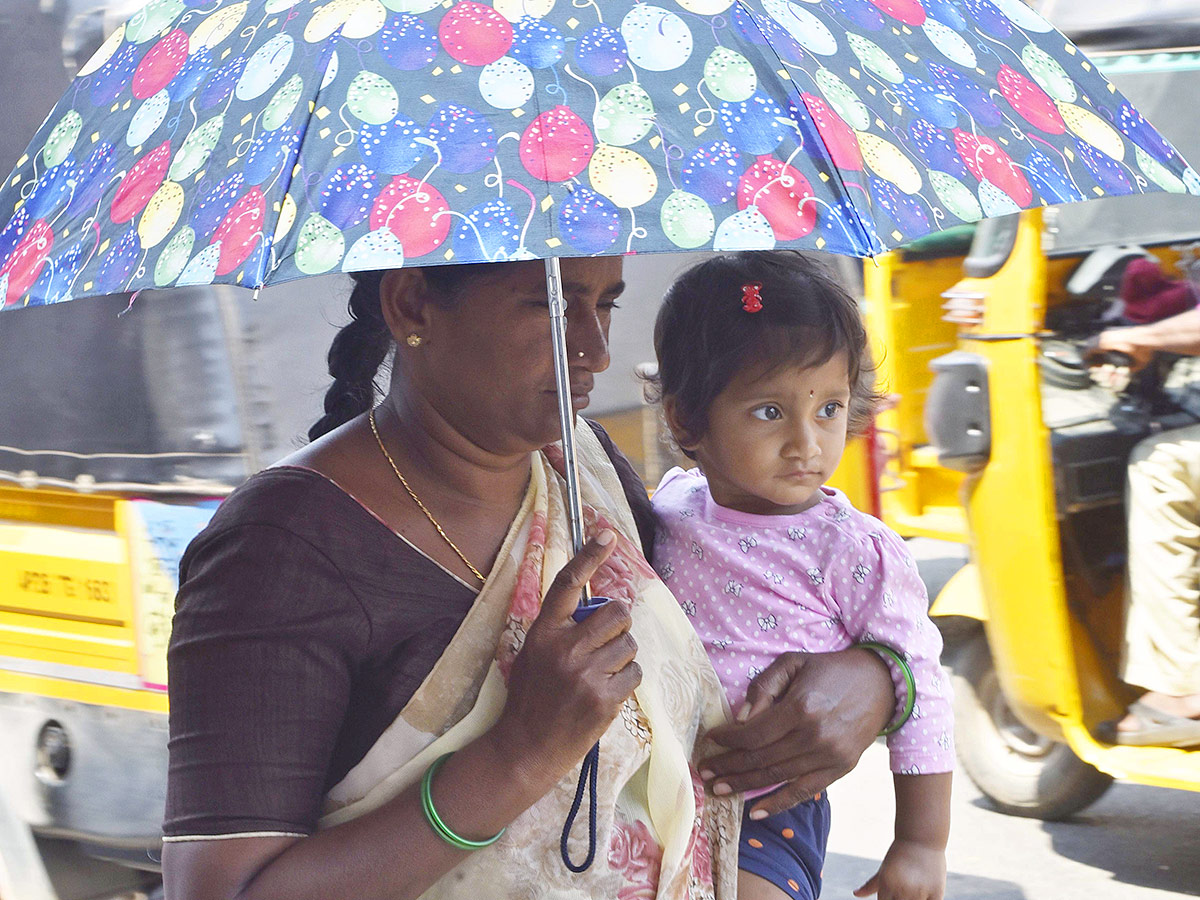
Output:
[650, 251, 883, 458]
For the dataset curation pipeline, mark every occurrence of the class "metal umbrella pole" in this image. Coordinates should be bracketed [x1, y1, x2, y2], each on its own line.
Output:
[544, 256, 587, 562]
[544, 255, 606, 872]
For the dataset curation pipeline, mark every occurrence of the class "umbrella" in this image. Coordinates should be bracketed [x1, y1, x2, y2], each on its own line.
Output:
[2, 0, 1195, 294]
[0, 0, 1193, 873]
[0, 0, 1194, 599]
[1, 0, 1196, 609]
[0, 0, 1194, 534]
[1, 0, 1194, 546]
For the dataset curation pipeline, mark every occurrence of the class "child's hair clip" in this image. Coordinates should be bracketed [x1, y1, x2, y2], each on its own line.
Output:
[741, 281, 764, 313]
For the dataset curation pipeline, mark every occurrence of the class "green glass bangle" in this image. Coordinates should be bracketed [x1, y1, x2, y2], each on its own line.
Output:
[419, 753, 506, 851]
[855, 642, 917, 736]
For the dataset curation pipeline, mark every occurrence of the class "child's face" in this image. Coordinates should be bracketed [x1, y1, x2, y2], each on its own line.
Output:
[675, 353, 852, 515]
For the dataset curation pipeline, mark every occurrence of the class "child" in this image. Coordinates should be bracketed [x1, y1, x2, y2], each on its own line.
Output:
[649, 251, 953, 900]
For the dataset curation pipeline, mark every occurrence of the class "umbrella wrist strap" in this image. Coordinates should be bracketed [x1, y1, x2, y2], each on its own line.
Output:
[560, 741, 600, 872]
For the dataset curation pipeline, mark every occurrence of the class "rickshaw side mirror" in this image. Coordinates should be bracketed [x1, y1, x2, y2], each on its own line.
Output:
[926, 352, 991, 473]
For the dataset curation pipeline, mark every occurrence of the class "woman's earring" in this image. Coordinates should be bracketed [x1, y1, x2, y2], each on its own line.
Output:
[406, 333, 423, 348]
[577, 350, 585, 358]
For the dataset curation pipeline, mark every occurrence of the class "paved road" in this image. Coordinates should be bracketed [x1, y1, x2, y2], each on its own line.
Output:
[822, 742, 1200, 900]
[82, 736, 1196, 900]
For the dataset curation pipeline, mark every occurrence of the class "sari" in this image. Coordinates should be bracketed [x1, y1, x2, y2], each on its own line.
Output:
[319, 421, 740, 899]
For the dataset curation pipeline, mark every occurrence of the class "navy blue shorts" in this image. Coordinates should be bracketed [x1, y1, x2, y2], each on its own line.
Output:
[738, 793, 832, 900]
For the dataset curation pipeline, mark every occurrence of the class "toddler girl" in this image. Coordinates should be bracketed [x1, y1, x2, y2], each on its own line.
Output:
[650, 251, 953, 900]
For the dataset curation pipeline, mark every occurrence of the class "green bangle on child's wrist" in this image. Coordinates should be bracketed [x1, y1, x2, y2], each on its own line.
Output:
[855, 641, 917, 736]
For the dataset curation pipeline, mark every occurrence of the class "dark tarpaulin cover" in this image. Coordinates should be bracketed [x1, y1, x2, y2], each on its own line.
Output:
[0, 288, 247, 490]
[0, 280, 350, 491]
[1044, 0, 1200, 50]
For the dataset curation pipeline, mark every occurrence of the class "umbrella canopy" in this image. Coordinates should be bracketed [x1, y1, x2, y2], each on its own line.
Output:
[0, 0, 1195, 310]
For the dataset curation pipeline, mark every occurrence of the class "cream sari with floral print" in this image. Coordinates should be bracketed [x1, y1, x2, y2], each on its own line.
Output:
[319, 422, 739, 899]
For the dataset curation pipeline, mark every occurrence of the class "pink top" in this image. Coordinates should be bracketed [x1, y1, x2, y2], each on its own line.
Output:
[652, 467, 954, 775]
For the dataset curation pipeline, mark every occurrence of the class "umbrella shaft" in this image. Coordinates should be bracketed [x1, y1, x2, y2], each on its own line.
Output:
[546, 257, 590, 601]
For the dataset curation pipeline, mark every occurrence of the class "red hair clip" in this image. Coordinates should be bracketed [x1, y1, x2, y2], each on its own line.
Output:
[741, 281, 764, 313]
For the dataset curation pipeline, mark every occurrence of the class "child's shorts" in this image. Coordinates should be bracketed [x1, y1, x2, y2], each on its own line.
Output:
[738, 792, 832, 900]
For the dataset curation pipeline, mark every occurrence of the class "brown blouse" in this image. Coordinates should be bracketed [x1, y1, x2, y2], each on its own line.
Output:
[163, 421, 655, 838]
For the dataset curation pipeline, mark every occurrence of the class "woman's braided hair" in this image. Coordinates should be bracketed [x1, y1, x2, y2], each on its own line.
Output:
[308, 270, 391, 441]
[308, 262, 510, 442]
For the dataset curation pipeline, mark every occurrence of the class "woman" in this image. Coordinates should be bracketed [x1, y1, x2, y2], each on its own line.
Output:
[162, 257, 897, 899]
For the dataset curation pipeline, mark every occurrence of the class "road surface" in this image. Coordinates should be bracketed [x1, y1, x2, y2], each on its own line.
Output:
[823, 741, 1200, 900]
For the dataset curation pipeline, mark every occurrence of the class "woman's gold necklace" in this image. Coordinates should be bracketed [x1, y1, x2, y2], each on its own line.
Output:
[369, 407, 486, 585]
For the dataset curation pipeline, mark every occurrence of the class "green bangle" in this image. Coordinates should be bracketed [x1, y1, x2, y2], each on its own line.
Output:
[420, 753, 506, 851]
[856, 642, 917, 736]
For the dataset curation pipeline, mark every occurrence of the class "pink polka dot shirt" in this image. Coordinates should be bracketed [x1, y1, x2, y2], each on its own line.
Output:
[652, 467, 954, 775]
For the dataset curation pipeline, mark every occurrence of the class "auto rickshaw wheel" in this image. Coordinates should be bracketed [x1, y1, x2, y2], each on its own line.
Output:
[952, 633, 1113, 820]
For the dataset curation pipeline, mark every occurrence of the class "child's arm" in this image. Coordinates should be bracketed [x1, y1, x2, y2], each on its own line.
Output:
[854, 772, 952, 900]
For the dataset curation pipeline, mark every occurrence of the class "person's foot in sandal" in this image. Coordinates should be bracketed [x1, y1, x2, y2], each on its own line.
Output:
[1097, 691, 1200, 748]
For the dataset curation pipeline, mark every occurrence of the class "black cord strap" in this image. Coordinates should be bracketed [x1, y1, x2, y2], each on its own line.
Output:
[561, 594, 612, 873]
[560, 741, 601, 872]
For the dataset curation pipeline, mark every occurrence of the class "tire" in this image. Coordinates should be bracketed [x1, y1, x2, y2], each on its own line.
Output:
[952, 633, 1113, 820]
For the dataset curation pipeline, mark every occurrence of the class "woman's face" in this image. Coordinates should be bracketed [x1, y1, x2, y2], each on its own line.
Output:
[416, 256, 626, 453]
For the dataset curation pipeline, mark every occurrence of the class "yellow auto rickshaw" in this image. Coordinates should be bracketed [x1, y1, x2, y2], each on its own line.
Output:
[830, 41, 1200, 817]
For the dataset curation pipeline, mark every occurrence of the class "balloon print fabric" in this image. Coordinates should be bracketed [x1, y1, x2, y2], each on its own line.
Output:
[0, 0, 1195, 308]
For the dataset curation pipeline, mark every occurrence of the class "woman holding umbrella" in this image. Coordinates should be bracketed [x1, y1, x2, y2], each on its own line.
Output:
[2, 2, 1184, 893]
[161, 257, 898, 900]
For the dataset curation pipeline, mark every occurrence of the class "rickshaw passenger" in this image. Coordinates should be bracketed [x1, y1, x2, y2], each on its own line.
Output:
[1093, 295, 1200, 747]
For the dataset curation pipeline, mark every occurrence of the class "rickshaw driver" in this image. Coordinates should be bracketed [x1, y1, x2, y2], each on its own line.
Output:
[1090, 308, 1200, 747]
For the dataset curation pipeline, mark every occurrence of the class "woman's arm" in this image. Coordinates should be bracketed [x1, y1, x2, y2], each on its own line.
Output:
[163, 733, 541, 900]
[164, 731, 558, 900]
[698, 647, 894, 817]
[165, 533, 641, 900]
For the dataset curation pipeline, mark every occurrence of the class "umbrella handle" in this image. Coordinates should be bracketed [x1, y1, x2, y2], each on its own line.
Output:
[571, 594, 611, 624]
